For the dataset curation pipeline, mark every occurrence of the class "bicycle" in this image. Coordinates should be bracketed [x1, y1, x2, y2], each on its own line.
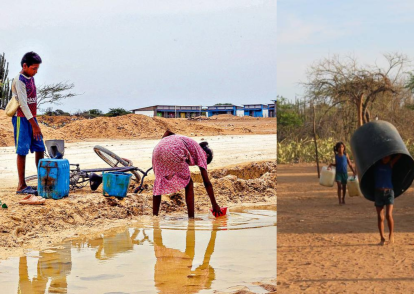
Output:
[25, 145, 153, 193]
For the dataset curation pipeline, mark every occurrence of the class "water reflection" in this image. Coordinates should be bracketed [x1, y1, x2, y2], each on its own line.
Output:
[2, 207, 276, 294]
[18, 243, 72, 293]
[153, 219, 218, 293]
[81, 229, 152, 260]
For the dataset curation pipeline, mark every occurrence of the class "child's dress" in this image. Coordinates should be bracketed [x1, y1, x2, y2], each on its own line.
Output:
[335, 154, 348, 184]
[152, 135, 208, 195]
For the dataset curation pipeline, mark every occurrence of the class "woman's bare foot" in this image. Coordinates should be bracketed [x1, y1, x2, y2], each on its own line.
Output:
[379, 238, 387, 246]
[389, 235, 394, 244]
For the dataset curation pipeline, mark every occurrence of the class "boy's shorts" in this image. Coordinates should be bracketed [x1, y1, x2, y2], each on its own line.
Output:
[335, 172, 348, 184]
[374, 189, 394, 207]
[12, 116, 45, 156]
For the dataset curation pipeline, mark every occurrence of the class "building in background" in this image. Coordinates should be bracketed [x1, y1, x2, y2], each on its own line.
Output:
[132, 102, 276, 118]
[205, 105, 244, 117]
[243, 104, 269, 117]
[131, 105, 204, 118]
[268, 100, 276, 117]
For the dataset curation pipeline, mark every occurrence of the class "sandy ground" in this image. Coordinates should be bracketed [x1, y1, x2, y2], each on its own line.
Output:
[0, 134, 276, 261]
[278, 164, 414, 294]
[0, 134, 276, 187]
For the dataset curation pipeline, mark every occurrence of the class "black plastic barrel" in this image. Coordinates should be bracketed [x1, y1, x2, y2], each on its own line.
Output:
[350, 120, 414, 201]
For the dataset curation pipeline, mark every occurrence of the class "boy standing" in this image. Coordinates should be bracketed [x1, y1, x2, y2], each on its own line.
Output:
[11, 52, 45, 194]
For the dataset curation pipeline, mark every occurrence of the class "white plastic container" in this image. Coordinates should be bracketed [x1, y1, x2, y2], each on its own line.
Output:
[348, 176, 362, 197]
[319, 166, 335, 187]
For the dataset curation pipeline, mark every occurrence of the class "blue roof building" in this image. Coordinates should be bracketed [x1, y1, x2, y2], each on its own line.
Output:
[206, 105, 244, 117]
[131, 105, 204, 118]
[243, 104, 270, 117]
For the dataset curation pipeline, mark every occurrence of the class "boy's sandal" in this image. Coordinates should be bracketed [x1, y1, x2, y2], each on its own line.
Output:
[19, 194, 45, 205]
[16, 186, 37, 195]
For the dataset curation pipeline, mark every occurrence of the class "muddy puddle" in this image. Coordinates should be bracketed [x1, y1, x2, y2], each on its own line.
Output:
[0, 205, 276, 294]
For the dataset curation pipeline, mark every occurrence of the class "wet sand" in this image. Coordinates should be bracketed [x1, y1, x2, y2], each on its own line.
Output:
[278, 164, 414, 293]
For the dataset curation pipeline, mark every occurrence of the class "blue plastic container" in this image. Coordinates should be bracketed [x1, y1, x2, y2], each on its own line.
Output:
[102, 172, 132, 197]
[38, 159, 70, 199]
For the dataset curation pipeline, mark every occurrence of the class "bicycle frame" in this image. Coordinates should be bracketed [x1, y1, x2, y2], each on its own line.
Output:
[69, 164, 153, 193]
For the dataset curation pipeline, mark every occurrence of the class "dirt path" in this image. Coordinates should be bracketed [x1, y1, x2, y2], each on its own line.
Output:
[278, 164, 414, 293]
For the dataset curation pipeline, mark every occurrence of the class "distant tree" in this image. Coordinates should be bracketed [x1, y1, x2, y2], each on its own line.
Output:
[405, 72, 414, 93]
[0, 53, 12, 109]
[43, 107, 70, 116]
[54, 109, 70, 116]
[88, 109, 103, 116]
[304, 53, 408, 126]
[105, 108, 131, 117]
[277, 96, 303, 127]
[214, 103, 233, 106]
[37, 82, 80, 107]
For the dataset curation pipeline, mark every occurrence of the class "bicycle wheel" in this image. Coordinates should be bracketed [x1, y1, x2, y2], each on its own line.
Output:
[25, 175, 38, 184]
[93, 145, 141, 182]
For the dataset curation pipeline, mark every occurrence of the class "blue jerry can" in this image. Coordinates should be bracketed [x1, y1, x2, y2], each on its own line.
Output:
[38, 159, 70, 199]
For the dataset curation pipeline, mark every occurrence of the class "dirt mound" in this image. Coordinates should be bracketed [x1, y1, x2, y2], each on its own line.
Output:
[154, 161, 277, 210]
[0, 112, 274, 147]
[0, 110, 66, 147]
[58, 114, 224, 140]
[37, 115, 85, 129]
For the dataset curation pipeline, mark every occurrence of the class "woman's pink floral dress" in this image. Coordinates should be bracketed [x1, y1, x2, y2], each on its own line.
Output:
[152, 135, 208, 195]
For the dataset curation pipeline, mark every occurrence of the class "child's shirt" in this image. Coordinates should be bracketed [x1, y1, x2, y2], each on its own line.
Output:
[11, 73, 37, 120]
[375, 161, 393, 189]
[335, 154, 347, 173]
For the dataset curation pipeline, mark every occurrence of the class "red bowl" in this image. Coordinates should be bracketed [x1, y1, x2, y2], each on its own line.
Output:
[210, 207, 228, 217]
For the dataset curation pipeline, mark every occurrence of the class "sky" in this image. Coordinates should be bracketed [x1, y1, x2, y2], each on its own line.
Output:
[0, 0, 277, 113]
[278, 0, 414, 102]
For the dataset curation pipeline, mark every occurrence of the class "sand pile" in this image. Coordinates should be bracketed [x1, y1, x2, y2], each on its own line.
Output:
[38, 115, 85, 129]
[57, 114, 224, 141]
[0, 110, 66, 147]
[0, 112, 275, 147]
[0, 161, 276, 256]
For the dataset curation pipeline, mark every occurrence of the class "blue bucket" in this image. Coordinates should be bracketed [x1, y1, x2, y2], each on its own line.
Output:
[102, 172, 132, 197]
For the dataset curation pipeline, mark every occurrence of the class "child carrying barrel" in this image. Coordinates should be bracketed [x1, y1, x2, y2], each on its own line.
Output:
[374, 154, 401, 245]
[328, 142, 356, 205]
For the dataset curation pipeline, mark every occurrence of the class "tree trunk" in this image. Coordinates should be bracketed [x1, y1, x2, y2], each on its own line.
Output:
[357, 94, 364, 127]
[313, 105, 320, 178]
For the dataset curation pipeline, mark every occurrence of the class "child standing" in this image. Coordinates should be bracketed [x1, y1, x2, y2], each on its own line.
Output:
[328, 142, 356, 205]
[374, 154, 401, 245]
[11, 52, 45, 194]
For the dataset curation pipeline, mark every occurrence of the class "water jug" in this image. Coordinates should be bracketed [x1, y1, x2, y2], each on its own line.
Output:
[45, 140, 65, 159]
[102, 172, 132, 197]
[319, 166, 335, 187]
[351, 120, 414, 201]
[38, 159, 70, 199]
[348, 176, 362, 197]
